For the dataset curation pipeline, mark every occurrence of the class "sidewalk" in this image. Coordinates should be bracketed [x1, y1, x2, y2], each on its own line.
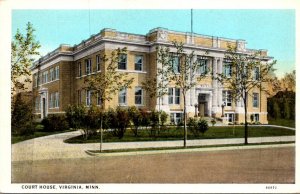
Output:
[12, 130, 295, 162]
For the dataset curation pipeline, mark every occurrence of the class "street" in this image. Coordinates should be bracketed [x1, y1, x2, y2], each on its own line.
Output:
[12, 146, 294, 183]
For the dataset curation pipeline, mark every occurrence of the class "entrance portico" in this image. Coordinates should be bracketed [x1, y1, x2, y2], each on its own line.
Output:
[39, 88, 48, 119]
[195, 88, 213, 117]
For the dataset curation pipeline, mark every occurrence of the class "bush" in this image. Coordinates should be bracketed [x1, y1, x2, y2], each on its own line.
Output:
[112, 107, 130, 139]
[11, 93, 34, 136]
[41, 114, 69, 132]
[187, 118, 209, 137]
[211, 119, 216, 126]
[65, 104, 86, 129]
[128, 106, 142, 137]
[160, 111, 168, 126]
[82, 105, 101, 138]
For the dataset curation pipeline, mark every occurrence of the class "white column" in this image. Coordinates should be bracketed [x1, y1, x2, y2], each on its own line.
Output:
[212, 57, 218, 114]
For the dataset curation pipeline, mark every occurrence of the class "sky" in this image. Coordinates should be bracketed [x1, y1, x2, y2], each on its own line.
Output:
[12, 9, 295, 78]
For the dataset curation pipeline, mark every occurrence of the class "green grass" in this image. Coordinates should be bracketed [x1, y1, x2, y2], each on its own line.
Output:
[12, 128, 75, 144]
[268, 118, 295, 128]
[88, 141, 295, 153]
[65, 125, 295, 144]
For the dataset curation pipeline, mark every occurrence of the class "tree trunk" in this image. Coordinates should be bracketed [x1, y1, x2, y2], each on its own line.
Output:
[244, 94, 248, 145]
[183, 93, 187, 148]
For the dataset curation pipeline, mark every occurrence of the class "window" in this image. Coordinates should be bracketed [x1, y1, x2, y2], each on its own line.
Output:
[78, 62, 82, 77]
[171, 55, 180, 73]
[170, 113, 183, 125]
[43, 71, 48, 84]
[168, 88, 180, 105]
[134, 55, 143, 71]
[254, 67, 260, 80]
[253, 93, 259, 108]
[253, 114, 259, 122]
[118, 54, 127, 70]
[78, 90, 82, 105]
[97, 91, 101, 106]
[223, 61, 232, 77]
[197, 56, 208, 75]
[86, 90, 91, 106]
[135, 87, 143, 105]
[50, 68, 54, 81]
[85, 59, 92, 75]
[118, 88, 127, 105]
[49, 93, 55, 108]
[55, 92, 59, 108]
[222, 90, 232, 106]
[96, 55, 101, 72]
[225, 113, 234, 123]
[55, 66, 59, 80]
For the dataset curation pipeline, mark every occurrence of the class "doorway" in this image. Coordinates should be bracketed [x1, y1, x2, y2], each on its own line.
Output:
[199, 102, 205, 117]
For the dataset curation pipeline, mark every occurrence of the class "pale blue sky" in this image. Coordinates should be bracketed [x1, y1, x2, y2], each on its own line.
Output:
[12, 9, 295, 77]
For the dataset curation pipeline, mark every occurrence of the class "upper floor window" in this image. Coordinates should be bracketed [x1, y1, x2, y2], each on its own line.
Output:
[253, 92, 259, 108]
[49, 93, 54, 108]
[222, 90, 232, 106]
[223, 61, 232, 77]
[96, 55, 101, 72]
[55, 92, 59, 108]
[50, 68, 54, 81]
[168, 88, 180, 105]
[171, 55, 180, 73]
[97, 91, 102, 106]
[35, 96, 40, 111]
[55, 66, 59, 80]
[254, 67, 260, 80]
[118, 54, 127, 70]
[78, 62, 82, 77]
[85, 59, 92, 75]
[43, 71, 48, 84]
[86, 90, 91, 106]
[135, 55, 143, 71]
[135, 87, 143, 105]
[118, 88, 127, 105]
[197, 56, 208, 75]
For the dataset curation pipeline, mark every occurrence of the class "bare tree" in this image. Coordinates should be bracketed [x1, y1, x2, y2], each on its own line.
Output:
[84, 47, 134, 152]
[214, 45, 276, 144]
[156, 42, 208, 148]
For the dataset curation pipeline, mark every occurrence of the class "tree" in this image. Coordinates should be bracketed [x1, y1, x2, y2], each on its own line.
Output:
[83, 47, 134, 151]
[281, 70, 295, 92]
[214, 45, 276, 144]
[156, 42, 208, 147]
[128, 106, 142, 137]
[11, 93, 34, 135]
[142, 45, 170, 133]
[11, 22, 41, 95]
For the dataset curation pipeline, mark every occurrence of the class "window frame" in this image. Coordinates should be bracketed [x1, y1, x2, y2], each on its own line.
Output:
[253, 92, 259, 108]
[85, 59, 92, 75]
[96, 55, 101, 72]
[134, 55, 143, 71]
[168, 87, 180, 105]
[222, 90, 232, 107]
[135, 87, 143, 105]
[197, 56, 208, 75]
[118, 88, 127, 105]
[86, 90, 91, 106]
[171, 55, 180, 73]
[223, 61, 232, 77]
[118, 54, 127, 70]
[78, 62, 82, 77]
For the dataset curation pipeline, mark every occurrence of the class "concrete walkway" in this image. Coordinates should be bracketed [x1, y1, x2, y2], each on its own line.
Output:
[12, 129, 295, 162]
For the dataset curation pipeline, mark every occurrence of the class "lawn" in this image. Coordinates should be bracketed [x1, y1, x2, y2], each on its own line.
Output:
[12, 126, 75, 144]
[268, 118, 295, 128]
[65, 125, 295, 144]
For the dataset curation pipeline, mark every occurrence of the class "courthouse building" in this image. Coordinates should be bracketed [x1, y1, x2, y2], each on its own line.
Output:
[31, 27, 272, 124]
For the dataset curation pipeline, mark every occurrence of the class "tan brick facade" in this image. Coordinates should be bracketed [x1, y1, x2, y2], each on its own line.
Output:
[31, 27, 272, 124]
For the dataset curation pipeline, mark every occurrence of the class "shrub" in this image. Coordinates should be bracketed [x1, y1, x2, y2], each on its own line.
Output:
[211, 119, 216, 126]
[160, 111, 168, 126]
[82, 105, 101, 138]
[187, 118, 209, 137]
[140, 108, 150, 129]
[149, 110, 160, 137]
[128, 106, 142, 136]
[198, 119, 209, 134]
[65, 104, 86, 129]
[112, 107, 130, 139]
[11, 93, 34, 136]
[41, 114, 69, 132]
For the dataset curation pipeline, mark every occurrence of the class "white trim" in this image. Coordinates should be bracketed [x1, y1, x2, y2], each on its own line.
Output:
[47, 111, 66, 114]
[31, 55, 73, 73]
[116, 70, 147, 74]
